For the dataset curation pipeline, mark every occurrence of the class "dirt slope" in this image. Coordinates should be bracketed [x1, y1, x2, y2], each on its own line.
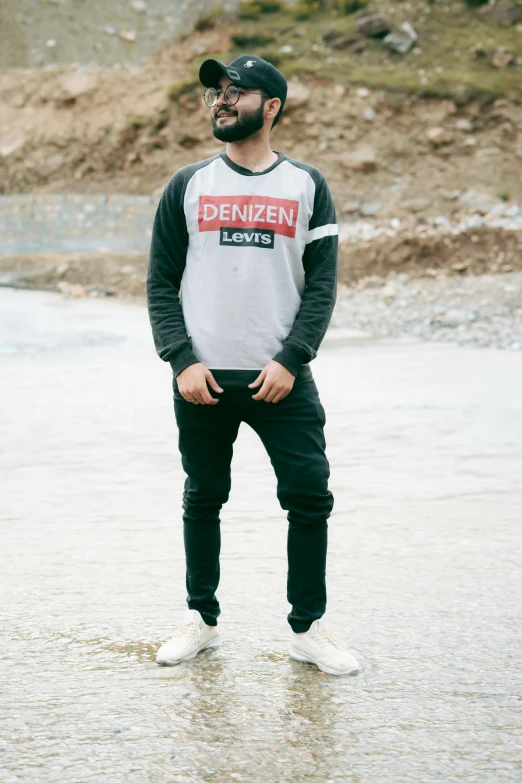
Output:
[1, 13, 521, 222]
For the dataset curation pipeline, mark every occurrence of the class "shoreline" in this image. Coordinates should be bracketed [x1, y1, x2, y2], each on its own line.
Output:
[2, 263, 519, 353]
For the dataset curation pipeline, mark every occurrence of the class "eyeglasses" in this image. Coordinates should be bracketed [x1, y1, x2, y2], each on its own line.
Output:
[203, 84, 268, 108]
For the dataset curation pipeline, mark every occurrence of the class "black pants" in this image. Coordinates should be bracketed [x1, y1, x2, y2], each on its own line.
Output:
[172, 370, 334, 633]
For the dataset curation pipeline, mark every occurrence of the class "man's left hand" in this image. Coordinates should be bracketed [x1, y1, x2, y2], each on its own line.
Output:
[248, 361, 296, 403]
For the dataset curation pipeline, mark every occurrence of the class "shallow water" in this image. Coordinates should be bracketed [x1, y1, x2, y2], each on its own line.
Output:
[1, 288, 522, 782]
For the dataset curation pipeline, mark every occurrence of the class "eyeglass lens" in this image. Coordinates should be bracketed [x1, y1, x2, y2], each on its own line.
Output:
[204, 84, 241, 107]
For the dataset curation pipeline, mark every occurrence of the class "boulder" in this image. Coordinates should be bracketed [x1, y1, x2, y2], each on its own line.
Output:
[57, 282, 86, 298]
[436, 309, 470, 328]
[347, 39, 368, 53]
[60, 72, 95, 100]
[356, 12, 391, 37]
[285, 82, 311, 112]
[491, 48, 514, 67]
[440, 189, 461, 201]
[382, 22, 418, 54]
[459, 189, 500, 214]
[0, 133, 25, 157]
[119, 29, 136, 42]
[441, 99, 458, 116]
[322, 27, 343, 43]
[478, 0, 522, 25]
[455, 118, 473, 131]
[380, 282, 398, 301]
[360, 202, 382, 216]
[341, 200, 360, 214]
[454, 136, 477, 155]
[401, 197, 432, 213]
[476, 146, 502, 158]
[340, 146, 377, 173]
[425, 127, 448, 146]
[329, 34, 367, 51]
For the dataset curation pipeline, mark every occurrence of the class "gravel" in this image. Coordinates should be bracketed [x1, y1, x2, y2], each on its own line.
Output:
[333, 271, 522, 350]
[338, 201, 522, 244]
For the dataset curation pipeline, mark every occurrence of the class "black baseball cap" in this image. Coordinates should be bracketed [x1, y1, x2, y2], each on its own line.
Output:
[199, 54, 287, 113]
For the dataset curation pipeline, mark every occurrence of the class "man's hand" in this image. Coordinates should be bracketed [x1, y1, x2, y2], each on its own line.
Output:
[248, 360, 295, 403]
[176, 363, 223, 405]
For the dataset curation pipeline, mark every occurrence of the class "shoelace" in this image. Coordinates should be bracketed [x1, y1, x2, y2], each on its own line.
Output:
[308, 627, 347, 651]
[173, 620, 201, 644]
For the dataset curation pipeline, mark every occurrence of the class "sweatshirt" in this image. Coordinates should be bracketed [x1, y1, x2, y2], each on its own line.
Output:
[146, 149, 338, 388]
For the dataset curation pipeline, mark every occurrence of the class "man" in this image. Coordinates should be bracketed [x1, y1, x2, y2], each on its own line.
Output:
[146, 54, 360, 676]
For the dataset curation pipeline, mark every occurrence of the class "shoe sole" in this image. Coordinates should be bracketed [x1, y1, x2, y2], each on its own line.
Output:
[288, 646, 360, 676]
[156, 635, 222, 666]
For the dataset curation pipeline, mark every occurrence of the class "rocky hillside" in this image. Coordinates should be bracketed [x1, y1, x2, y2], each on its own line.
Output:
[2, 1, 522, 213]
[1, 0, 521, 290]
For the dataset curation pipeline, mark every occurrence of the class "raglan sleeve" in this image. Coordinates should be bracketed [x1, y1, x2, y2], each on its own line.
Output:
[146, 169, 200, 378]
[272, 170, 338, 376]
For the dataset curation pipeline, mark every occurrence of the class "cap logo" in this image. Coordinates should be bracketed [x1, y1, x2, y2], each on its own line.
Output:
[244, 60, 256, 68]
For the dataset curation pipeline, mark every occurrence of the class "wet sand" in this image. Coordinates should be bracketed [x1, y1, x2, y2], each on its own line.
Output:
[1, 288, 521, 782]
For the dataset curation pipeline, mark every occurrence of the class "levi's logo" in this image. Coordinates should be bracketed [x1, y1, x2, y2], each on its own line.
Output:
[198, 195, 299, 239]
[220, 227, 274, 248]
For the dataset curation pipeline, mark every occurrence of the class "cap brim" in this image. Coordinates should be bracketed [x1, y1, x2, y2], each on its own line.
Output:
[199, 59, 260, 89]
[199, 59, 227, 87]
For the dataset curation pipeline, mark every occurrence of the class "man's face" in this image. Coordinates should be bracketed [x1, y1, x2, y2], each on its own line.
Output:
[210, 76, 267, 142]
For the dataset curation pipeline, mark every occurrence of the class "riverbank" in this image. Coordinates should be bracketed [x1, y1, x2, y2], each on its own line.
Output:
[2, 250, 520, 352]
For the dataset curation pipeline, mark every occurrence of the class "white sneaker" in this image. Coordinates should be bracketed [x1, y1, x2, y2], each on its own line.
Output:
[156, 609, 222, 666]
[289, 617, 361, 676]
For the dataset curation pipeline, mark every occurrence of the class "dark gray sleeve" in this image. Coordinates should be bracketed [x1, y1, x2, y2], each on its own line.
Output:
[272, 168, 338, 376]
[146, 167, 200, 378]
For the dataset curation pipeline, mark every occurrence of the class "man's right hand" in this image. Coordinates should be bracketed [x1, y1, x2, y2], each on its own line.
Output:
[176, 363, 224, 405]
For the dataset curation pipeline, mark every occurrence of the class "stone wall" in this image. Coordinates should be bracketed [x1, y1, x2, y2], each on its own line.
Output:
[0, 194, 158, 255]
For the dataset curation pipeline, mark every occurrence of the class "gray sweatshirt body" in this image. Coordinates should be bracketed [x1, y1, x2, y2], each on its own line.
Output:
[147, 150, 338, 387]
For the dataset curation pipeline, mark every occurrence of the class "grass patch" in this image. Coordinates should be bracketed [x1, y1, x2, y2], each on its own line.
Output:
[238, 2, 263, 19]
[167, 78, 200, 101]
[120, 115, 149, 145]
[194, 5, 224, 32]
[238, 0, 284, 18]
[338, 0, 368, 13]
[149, 107, 170, 134]
[124, 116, 148, 132]
[258, 0, 285, 11]
[292, 2, 321, 21]
[254, 48, 283, 66]
[224, 1, 522, 100]
[231, 32, 276, 47]
[315, 0, 368, 9]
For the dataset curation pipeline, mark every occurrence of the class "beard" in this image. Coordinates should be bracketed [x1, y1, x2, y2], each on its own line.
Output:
[212, 101, 266, 142]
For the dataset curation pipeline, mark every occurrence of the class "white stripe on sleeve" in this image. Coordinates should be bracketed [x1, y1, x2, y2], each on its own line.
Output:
[306, 223, 338, 244]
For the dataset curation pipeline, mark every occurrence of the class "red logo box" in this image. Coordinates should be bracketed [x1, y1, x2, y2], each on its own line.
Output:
[198, 195, 299, 238]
